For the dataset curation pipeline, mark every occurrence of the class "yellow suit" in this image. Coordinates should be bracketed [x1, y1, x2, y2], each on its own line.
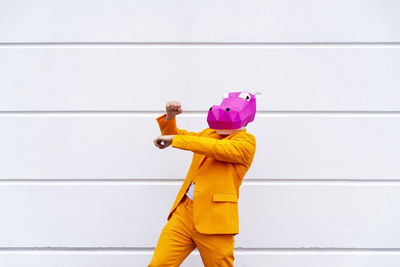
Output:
[149, 113, 256, 266]
[156, 113, 256, 235]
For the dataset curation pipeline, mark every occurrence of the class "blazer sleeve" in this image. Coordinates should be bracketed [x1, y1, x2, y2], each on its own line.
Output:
[171, 133, 256, 165]
[156, 113, 206, 136]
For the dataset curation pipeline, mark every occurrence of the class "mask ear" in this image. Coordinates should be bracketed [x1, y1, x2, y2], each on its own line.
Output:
[222, 92, 229, 101]
[253, 91, 262, 99]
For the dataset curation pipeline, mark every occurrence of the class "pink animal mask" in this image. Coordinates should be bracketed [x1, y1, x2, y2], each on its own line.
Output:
[207, 91, 262, 130]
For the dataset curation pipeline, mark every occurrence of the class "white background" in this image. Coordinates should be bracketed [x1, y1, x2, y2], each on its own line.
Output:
[1, 1, 400, 266]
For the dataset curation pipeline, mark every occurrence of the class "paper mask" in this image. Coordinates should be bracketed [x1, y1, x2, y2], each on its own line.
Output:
[207, 91, 261, 130]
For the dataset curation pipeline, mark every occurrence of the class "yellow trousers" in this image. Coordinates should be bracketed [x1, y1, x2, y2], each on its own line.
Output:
[149, 195, 235, 266]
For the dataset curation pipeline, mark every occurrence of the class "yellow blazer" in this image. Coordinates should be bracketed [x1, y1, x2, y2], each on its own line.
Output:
[156, 113, 256, 235]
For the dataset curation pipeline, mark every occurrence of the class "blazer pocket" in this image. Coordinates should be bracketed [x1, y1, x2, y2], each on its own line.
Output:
[212, 193, 238, 203]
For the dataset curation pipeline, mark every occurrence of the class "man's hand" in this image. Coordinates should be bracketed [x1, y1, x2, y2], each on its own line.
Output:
[154, 135, 175, 149]
[165, 101, 183, 120]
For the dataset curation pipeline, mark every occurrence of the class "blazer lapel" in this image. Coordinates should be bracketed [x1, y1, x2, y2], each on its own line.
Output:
[197, 154, 207, 169]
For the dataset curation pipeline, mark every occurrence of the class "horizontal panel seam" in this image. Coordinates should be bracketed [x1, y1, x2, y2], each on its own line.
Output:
[0, 179, 400, 185]
[1, 111, 400, 118]
[1, 42, 400, 49]
[1, 247, 400, 254]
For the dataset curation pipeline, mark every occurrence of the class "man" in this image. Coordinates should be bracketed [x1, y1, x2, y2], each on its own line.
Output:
[149, 91, 260, 266]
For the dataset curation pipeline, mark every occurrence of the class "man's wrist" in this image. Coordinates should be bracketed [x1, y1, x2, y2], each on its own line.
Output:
[165, 114, 175, 121]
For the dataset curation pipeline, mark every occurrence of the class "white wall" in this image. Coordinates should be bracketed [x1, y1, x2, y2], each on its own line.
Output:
[0, 1, 400, 266]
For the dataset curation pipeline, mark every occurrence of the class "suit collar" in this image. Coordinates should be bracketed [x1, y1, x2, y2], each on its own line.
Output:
[211, 128, 246, 139]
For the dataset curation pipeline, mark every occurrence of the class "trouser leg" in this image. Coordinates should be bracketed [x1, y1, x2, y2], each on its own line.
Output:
[149, 196, 196, 267]
[193, 231, 235, 267]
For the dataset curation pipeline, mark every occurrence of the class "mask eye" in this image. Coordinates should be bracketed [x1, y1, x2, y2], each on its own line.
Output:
[238, 92, 251, 102]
